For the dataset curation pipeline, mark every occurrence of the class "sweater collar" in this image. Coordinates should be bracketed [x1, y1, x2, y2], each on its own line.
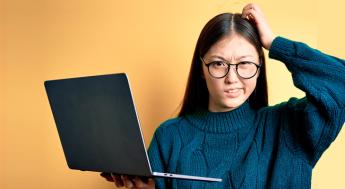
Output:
[186, 101, 256, 133]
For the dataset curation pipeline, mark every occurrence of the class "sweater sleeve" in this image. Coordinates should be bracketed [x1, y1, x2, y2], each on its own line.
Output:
[268, 36, 345, 167]
[147, 126, 169, 189]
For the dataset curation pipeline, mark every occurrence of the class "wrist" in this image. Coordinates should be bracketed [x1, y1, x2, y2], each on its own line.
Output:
[266, 34, 276, 50]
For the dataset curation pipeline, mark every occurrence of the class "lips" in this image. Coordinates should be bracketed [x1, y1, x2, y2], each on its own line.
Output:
[224, 88, 242, 98]
[225, 88, 240, 93]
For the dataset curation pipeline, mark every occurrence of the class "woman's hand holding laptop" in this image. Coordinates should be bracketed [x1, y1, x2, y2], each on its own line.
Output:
[100, 172, 155, 189]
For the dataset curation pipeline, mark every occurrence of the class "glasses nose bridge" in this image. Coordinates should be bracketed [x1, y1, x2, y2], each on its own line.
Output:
[225, 63, 238, 76]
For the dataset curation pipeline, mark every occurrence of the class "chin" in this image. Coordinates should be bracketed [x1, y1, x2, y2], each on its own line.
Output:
[224, 99, 245, 110]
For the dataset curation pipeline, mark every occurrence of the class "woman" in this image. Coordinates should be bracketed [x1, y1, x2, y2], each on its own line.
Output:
[102, 3, 345, 189]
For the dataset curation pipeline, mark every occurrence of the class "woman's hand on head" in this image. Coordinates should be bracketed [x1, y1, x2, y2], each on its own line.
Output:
[241, 3, 276, 50]
[100, 172, 155, 189]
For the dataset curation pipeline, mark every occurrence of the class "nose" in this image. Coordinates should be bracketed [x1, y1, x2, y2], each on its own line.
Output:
[225, 65, 239, 83]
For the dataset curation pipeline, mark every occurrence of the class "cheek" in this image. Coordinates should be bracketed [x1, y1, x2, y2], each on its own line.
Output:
[243, 78, 258, 94]
[203, 73, 223, 95]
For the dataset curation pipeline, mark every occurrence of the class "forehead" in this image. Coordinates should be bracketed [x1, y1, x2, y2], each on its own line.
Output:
[205, 34, 259, 60]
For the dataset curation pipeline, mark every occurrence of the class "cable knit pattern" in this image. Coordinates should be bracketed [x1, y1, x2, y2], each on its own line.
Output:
[148, 37, 345, 189]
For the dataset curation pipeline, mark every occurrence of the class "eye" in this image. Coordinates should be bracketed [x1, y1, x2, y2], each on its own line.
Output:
[209, 61, 227, 68]
[239, 61, 253, 65]
[238, 61, 256, 68]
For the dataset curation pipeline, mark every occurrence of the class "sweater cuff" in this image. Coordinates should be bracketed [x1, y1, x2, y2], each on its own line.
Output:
[268, 36, 296, 61]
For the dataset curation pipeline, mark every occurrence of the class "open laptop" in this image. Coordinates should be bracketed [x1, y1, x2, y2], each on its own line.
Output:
[44, 73, 222, 182]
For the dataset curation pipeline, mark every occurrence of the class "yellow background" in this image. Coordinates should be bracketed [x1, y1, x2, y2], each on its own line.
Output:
[1, 0, 344, 188]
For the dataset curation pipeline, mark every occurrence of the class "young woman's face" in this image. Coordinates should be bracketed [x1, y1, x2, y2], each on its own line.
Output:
[202, 34, 260, 112]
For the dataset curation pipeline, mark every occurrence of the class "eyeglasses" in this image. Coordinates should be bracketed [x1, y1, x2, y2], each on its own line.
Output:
[200, 57, 261, 79]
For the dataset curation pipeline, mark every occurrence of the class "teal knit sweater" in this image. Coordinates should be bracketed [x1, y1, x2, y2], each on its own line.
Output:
[147, 37, 345, 189]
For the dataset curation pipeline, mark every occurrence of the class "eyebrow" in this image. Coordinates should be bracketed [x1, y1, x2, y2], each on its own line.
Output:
[236, 55, 254, 60]
[207, 55, 255, 61]
[207, 55, 227, 60]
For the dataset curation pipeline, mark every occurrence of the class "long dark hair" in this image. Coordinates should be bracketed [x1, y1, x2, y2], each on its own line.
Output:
[178, 13, 268, 116]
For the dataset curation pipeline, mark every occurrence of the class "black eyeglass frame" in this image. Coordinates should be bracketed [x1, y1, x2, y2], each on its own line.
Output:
[200, 57, 261, 79]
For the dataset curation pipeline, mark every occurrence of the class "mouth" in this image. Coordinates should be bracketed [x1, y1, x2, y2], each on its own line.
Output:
[224, 88, 242, 98]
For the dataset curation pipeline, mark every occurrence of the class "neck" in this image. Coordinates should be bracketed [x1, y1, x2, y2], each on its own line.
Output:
[185, 101, 256, 133]
[208, 104, 237, 113]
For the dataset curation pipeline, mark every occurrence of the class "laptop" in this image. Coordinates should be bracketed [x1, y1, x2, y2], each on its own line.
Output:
[44, 73, 222, 182]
